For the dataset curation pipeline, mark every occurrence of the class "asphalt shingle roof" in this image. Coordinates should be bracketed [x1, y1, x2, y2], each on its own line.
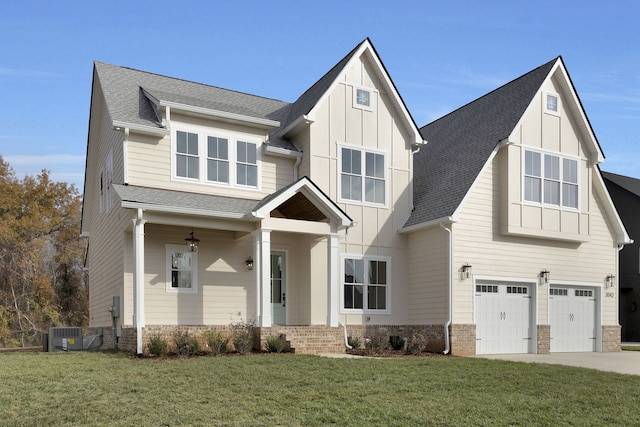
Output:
[112, 184, 260, 218]
[405, 57, 559, 228]
[602, 171, 640, 199]
[94, 61, 292, 145]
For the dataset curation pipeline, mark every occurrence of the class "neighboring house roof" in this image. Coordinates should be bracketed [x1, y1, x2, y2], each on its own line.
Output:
[405, 57, 558, 228]
[602, 171, 640, 199]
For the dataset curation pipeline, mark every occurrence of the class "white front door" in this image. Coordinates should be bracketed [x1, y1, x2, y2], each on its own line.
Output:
[550, 287, 596, 352]
[270, 252, 286, 325]
[475, 283, 532, 355]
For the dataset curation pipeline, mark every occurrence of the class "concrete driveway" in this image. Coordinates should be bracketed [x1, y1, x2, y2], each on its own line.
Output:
[477, 351, 640, 376]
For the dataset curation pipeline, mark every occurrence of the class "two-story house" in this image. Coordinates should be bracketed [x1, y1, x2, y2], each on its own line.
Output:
[602, 171, 640, 342]
[82, 39, 629, 356]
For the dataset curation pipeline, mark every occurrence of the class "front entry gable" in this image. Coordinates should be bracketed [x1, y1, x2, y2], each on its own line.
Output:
[252, 176, 353, 229]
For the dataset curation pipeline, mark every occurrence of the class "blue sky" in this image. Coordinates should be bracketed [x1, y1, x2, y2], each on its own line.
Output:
[1, 1, 638, 191]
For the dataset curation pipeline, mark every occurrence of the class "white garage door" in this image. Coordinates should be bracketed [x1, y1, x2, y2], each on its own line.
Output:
[550, 287, 596, 352]
[475, 284, 532, 355]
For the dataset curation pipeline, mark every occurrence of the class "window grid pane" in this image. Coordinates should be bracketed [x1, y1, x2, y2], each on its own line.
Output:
[236, 141, 257, 187]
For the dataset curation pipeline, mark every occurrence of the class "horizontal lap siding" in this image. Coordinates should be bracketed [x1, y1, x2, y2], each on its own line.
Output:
[88, 95, 128, 328]
[407, 227, 448, 324]
[453, 153, 617, 324]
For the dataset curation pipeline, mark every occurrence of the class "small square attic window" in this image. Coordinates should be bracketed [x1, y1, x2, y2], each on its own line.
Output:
[356, 89, 370, 107]
[354, 87, 374, 111]
[545, 92, 560, 115]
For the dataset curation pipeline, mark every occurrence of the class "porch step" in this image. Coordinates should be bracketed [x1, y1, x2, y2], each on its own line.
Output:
[258, 326, 346, 355]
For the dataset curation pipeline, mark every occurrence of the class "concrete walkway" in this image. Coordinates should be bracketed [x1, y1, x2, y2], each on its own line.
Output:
[477, 350, 640, 376]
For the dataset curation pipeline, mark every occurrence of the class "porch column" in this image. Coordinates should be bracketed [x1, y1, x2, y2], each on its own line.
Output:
[327, 233, 340, 327]
[132, 209, 146, 355]
[259, 229, 272, 327]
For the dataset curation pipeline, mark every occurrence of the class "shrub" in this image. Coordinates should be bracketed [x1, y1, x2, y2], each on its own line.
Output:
[347, 336, 361, 349]
[203, 330, 229, 356]
[389, 335, 405, 351]
[265, 334, 286, 353]
[365, 328, 387, 355]
[231, 319, 255, 355]
[147, 335, 168, 357]
[406, 332, 427, 355]
[172, 330, 200, 358]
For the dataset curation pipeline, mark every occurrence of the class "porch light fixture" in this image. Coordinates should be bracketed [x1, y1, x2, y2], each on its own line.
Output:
[539, 269, 550, 285]
[606, 274, 616, 288]
[185, 229, 200, 252]
[461, 263, 473, 279]
[245, 256, 254, 271]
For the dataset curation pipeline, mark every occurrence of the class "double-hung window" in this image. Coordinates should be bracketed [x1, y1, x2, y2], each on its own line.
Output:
[236, 141, 257, 187]
[343, 256, 389, 312]
[523, 149, 578, 209]
[206, 136, 229, 183]
[340, 146, 386, 205]
[166, 245, 197, 293]
[174, 129, 259, 189]
[176, 131, 199, 179]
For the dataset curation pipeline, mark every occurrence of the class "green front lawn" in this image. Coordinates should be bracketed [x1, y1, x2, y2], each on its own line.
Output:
[0, 351, 637, 426]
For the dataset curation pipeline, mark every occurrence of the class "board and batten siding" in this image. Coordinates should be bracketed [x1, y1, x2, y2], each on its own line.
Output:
[452, 149, 618, 325]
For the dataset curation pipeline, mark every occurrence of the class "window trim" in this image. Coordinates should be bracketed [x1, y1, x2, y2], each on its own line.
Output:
[353, 86, 375, 111]
[522, 148, 580, 211]
[165, 244, 198, 294]
[544, 91, 561, 116]
[341, 254, 391, 315]
[171, 126, 262, 191]
[337, 143, 388, 208]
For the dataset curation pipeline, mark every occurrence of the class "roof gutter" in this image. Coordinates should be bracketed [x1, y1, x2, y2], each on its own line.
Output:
[279, 115, 314, 137]
[113, 121, 169, 136]
[160, 100, 280, 129]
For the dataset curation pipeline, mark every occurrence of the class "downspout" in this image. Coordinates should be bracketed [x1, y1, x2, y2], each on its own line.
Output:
[440, 222, 452, 355]
[293, 155, 302, 181]
[338, 227, 353, 349]
[122, 127, 129, 184]
[133, 208, 146, 355]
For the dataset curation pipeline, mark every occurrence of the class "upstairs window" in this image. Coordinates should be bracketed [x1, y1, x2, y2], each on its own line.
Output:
[340, 146, 386, 205]
[206, 136, 229, 183]
[236, 141, 257, 187]
[523, 149, 578, 209]
[173, 129, 260, 189]
[176, 131, 199, 179]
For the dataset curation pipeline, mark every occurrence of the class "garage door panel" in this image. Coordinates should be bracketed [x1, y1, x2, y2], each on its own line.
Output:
[550, 287, 596, 352]
[475, 284, 532, 355]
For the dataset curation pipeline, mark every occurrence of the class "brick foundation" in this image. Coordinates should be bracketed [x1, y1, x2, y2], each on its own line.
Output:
[450, 324, 476, 356]
[602, 325, 621, 352]
[537, 324, 550, 354]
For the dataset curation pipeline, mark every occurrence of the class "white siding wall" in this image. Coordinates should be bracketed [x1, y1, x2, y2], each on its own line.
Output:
[305, 52, 413, 325]
[407, 227, 449, 324]
[87, 82, 129, 328]
[453, 149, 618, 325]
[126, 112, 295, 198]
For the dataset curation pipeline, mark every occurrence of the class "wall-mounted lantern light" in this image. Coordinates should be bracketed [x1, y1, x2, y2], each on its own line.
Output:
[185, 229, 200, 252]
[539, 269, 550, 285]
[245, 256, 254, 271]
[461, 263, 473, 279]
[606, 274, 616, 288]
